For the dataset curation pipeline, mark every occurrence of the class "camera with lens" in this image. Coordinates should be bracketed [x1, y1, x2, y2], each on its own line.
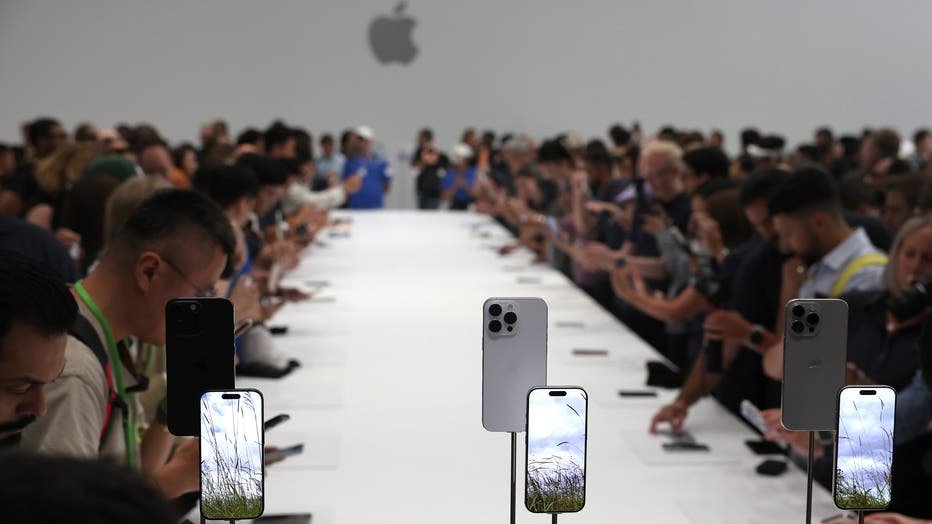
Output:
[788, 302, 821, 338]
[487, 301, 519, 337]
[167, 300, 201, 336]
[888, 276, 932, 322]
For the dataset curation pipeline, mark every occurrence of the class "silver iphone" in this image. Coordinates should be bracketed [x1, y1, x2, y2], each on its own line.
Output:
[482, 297, 548, 432]
[781, 298, 848, 431]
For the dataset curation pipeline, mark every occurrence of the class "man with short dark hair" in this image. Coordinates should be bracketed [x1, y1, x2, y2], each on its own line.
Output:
[265, 121, 296, 159]
[855, 128, 911, 185]
[681, 146, 730, 195]
[20, 189, 235, 498]
[0, 252, 78, 448]
[27, 117, 67, 159]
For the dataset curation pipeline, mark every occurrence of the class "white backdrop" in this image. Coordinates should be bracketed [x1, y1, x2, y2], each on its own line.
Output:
[2, 0, 932, 208]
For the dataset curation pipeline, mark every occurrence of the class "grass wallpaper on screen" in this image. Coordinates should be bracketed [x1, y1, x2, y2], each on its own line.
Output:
[526, 389, 586, 513]
[201, 391, 264, 519]
[835, 388, 895, 510]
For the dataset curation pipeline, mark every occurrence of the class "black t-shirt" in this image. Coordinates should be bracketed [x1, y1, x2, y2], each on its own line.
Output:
[416, 165, 444, 198]
[714, 238, 788, 414]
[841, 289, 920, 390]
[0, 214, 78, 282]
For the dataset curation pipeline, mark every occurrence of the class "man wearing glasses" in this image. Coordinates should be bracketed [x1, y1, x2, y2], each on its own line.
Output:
[20, 189, 235, 499]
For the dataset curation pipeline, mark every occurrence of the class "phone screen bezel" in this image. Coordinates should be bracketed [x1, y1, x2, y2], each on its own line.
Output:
[199, 388, 266, 520]
[524, 386, 588, 514]
[832, 385, 896, 511]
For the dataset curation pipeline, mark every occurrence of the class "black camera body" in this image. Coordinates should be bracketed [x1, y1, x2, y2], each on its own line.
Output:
[888, 276, 932, 322]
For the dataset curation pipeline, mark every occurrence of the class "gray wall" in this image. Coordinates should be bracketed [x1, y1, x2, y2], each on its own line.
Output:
[2, 0, 931, 208]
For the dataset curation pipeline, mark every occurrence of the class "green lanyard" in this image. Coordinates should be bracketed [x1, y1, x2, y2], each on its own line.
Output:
[74, 280, 136, 468]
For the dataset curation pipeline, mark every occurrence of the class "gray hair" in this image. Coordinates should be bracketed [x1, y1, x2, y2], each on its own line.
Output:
[882, 215, 932, 292]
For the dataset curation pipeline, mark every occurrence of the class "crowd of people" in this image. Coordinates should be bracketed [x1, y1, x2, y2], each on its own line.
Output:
[1, 116, 932, 522]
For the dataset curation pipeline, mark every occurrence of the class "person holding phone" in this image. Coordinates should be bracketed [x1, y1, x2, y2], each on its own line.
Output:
[342, 126, 392, 210]
[19, 189, 236, 499]
[441, 143, 477, 211]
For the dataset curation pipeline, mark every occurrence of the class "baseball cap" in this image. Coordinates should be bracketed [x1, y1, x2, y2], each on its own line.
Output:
[450, 143, 474, 164]
[354, 126, 374, 141]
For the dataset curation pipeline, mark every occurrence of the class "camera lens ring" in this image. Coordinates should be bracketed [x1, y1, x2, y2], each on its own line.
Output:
[489, 303, 502, 317]
[792, 305, 805, 318]
[806, 313, 820, 326]
[503, 312, 518, 324]
[489, 320, 502, 333]
[791, 320, 805, 334]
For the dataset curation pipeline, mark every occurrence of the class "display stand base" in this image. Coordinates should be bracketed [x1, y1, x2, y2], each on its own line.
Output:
[857, 511, 864, 524]
[806, 431, 814, 524]
[511, 432, 517, 524]
[551, 513, 558, 523]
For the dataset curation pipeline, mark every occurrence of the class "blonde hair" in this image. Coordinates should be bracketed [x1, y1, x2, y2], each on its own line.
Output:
[103, 176, 173, 248]
[34, 143, 96, 196]
[882, 215, 932, 292]
[640, 139, 684, 169]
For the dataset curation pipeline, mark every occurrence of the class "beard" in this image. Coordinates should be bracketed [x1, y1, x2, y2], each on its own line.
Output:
[0, 415, 37, 448]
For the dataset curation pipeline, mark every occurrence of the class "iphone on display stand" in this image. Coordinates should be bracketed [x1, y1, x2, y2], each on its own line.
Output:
[200, 389, 265, 521]
[526, 387, 588, 518]
[833, 386, 896, 523]
[166, 298, 236, 436]
[780, 298, 848, 524]
[482, 297, 547, 523]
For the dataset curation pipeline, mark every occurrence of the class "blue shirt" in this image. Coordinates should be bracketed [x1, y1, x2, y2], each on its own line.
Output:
[441, 167, 477, 203]
[343, 155, 392, 209]
[798, 228, 884, 298]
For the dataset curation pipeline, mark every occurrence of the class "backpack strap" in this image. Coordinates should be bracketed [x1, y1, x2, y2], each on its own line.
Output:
[69, 315, 124, 444]
[829, 253, 889, 297]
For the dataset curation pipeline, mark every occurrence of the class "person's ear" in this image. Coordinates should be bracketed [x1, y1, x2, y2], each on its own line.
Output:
[134, 252, 161, 293]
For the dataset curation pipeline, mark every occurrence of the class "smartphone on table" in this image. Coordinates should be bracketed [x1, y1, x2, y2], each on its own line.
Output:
[266, 443, 305, 463]
[833, 386, 896, 510]
[525, 386, 587, 514]
[781, 298, 848, 431]
[166, 298, 235, 436]
[482, 298, 547, 432]
[200, 389, 265, 520]
[264, 414, 290, 431]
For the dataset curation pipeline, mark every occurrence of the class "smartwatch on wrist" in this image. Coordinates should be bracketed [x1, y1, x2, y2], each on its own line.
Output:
[746, 324, 765, 351]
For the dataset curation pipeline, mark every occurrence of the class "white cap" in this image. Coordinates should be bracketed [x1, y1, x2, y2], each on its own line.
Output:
[354, 126, 374, 141]
[450, 143, 474, 164]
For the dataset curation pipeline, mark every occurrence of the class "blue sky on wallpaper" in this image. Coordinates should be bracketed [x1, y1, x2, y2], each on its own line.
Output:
[528, 389, 587, 468]
[837, 388, 895, 499]
[200, 391, 263, 496]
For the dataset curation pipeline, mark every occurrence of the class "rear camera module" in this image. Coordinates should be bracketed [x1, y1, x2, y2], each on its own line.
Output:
[489, 303, 502, 317]
[504, 312, 518, 324]
[792, 305, 805, 318]
[806, 313, 820, 326]
[791, 320, 805, 334]
[489, 320, 502, 333]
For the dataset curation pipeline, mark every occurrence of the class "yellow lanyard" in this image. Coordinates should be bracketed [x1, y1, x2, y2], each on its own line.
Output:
[73, 280, 137, 468]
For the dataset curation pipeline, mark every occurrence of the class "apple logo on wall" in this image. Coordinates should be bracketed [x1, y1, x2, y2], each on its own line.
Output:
[368, 2, 418, 65]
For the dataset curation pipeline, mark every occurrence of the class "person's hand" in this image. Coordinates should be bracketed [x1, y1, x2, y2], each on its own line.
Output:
[846, 362, 868, 385]
[782, 256, 808, 295]
[343, 173, 363, 194]
[230, 277, 261, 325]
[650, 400, 688, 434]
[160, 437, 200, 496]
[584, 201, 616, 216]
[264, 445, 288, 467]
[760, 408, 823, 457]
[694, 211, 724, 258]
[260, 298, 286, 321]
[703, 310, 753, 343]
[55, 227, 80, 247]
[498, 243, 518, 256]
[279, 287, 311, 302]
[865, 513, 932, 524]
[610, 265, 646, 300]
[762, 341, 784, 380]
[583, 241, 618, 271]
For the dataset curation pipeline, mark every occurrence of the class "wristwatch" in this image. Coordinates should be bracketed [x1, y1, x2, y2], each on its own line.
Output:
[746, 324, 765, 351]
